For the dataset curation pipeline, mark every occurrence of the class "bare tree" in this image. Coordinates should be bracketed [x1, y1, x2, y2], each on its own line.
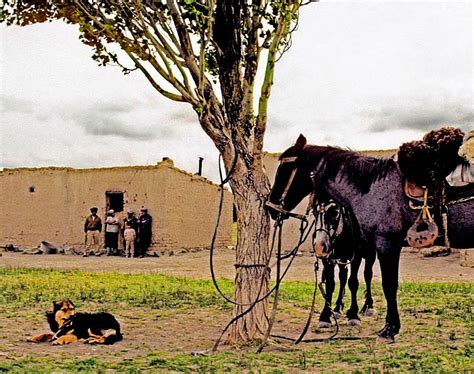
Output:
[1, 0, 303, 342]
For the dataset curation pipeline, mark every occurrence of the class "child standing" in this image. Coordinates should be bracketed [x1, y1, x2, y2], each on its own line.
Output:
[123, 222, 136, 258]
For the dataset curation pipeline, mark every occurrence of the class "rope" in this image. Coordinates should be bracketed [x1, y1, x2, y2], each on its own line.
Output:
[442, 211, 450, 248]
[209, 145, 272, 307]
[446, 195, 474, 205]
[209, 145, 314, 351]
[209, 148, 358, 352]
[234, 264, 270, 269]
[212, 218, 314, 353]
[271, 334, 375, 342]
[294, 260, 319, 344]
[257, 221, 283, 352]
[211, 225, 278, 353]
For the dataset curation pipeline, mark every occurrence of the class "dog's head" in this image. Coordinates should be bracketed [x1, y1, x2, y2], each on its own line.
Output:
[46, 299, 76, 332]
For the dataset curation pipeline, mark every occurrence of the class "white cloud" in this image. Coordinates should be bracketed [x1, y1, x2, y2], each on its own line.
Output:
[1, 1, 472, 182]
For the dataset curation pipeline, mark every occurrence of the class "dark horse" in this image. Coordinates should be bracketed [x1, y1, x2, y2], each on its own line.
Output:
[268, 134, 474, 341]
[312, 198, 376, 329]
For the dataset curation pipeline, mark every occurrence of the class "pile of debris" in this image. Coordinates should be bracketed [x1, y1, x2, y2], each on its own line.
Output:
[0, 242, 82, 255]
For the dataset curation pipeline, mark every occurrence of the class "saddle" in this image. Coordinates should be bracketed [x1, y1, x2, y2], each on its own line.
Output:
[400, 128, 473, 248]
[404, 180, 431, 203]
[405, 184, 438, 248]
[404, 173, 474, 248]
[404, 172, 474, 204]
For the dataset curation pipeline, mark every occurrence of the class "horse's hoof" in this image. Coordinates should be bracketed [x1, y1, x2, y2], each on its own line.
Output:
[363, 308, 376, 317]
[318, 321, 332, 329]
[377, 324, 399, 344]
[347, 319, 361, 326]
[376, 334, 395, 344]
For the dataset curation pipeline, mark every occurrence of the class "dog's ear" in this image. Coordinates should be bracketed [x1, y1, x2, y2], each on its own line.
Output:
[52, 300, 63, 310]
[66, 299, 75, 308]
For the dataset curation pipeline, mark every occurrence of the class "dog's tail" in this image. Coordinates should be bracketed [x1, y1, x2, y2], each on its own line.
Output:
[87, 315, 123, 345]
[103, 331, 123, 345]
[104, 316, 123, 345]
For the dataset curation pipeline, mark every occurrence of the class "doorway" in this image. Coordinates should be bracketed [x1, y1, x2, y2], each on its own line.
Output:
[106, 191, 124, 213]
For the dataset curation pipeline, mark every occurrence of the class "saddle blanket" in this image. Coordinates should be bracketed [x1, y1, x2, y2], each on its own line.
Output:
[445, 163, 474, 187]
[458, 130, 474, 165]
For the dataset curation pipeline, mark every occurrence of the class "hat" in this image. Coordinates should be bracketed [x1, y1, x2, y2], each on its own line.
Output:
[108, 209, 115, 214]
[140, 207, 147, 212]
[90, 207, 98, 212]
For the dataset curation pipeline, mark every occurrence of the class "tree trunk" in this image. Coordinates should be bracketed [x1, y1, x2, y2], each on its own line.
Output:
[227, 159, 272, 342]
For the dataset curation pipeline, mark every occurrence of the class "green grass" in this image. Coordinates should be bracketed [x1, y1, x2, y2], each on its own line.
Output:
[0, 267, 234, 310]
[0, 267, 472, 372]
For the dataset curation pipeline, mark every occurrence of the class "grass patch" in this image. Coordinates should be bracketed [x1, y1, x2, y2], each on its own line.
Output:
[0, 267, 472, 372]
[0, 268, 234, 310]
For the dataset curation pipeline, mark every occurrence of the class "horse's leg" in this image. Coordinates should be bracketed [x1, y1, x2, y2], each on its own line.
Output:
[318, 260, 335, 328]
[376, 237, 402, 342]
[346, 255, 362, 326]
[361, 249, 377, 316]
[334, 264, 348, 318]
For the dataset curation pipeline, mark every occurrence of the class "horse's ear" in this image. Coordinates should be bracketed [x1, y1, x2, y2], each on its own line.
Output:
[295, 134, 307, 149]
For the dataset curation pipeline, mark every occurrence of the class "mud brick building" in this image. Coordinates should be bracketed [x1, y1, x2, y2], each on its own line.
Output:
[0, 158, 233, 253]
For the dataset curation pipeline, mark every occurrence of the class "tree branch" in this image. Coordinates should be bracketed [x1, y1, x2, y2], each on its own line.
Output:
[255, 1, 300, 153]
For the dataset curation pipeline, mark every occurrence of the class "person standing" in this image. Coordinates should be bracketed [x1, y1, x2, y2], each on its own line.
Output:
[122, 210, 138, 256]
[137, 207, 153, 258]
[104, 209, 120, 256]
[83, 207, 102, 257]
[123, 222, 136, 258]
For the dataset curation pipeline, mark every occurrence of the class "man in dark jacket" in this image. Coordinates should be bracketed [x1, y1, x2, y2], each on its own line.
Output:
[84, 207, 102, 257]
[137, 208, 153, 258]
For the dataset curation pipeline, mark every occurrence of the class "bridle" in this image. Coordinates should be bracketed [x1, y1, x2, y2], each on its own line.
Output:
[313, 200, 345, 257]
[266, 156, 309, 221]
[212, 148, 365, 353]
[313, 199, 355, 265]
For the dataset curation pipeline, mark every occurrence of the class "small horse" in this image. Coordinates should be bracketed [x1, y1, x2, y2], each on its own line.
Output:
[267, 134, 474, 341]
[312, 198, 376, 329]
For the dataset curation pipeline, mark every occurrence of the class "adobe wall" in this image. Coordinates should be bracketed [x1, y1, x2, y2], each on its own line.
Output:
[1, 168, 71, 247]
[0, 162, 232, 252]
[158, 167, 233, 251]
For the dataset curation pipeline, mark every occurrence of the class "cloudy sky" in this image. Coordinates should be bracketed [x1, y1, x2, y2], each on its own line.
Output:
[1, 1, 473, 182]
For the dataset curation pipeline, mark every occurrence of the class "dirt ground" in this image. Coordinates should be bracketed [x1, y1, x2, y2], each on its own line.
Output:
[1, 248, 473, 282]
[0, 249, 472, 366]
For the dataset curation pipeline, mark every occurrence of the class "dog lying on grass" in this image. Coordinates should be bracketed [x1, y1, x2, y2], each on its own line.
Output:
[27, 299, 123, 345]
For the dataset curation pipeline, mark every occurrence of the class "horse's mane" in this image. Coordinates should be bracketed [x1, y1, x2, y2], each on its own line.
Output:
[304, 145, 396, 194]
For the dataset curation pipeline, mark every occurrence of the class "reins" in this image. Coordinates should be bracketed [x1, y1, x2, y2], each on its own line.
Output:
[209, 152, 314, 353]
[209, 152, 365, 353]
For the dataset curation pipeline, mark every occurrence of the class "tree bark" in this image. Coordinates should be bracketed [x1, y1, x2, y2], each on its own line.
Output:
[227, 157, 272, 342]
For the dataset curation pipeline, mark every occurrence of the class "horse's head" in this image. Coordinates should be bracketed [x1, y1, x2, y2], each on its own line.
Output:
[313, 199, 345, 258]
[267, 134, 314, 221]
